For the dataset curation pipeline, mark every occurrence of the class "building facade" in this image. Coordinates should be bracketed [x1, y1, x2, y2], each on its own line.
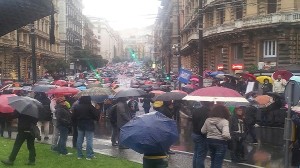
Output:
[203, 0, 300, 73]
[57, 0, 83, 62]
[0, 0, 62, 81]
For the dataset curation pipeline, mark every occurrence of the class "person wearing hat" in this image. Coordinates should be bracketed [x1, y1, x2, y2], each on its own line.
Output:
[53, 97, 72, 155]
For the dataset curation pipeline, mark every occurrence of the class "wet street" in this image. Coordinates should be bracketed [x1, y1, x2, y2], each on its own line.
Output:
[94, 107, 286, 168]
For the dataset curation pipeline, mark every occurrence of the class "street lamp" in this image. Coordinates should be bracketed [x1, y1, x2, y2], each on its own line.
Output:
[29, 22, 37, 83]
[172, 44, 181, 90]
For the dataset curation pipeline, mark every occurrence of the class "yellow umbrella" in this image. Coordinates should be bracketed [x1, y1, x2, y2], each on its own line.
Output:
[256, 76, 273, 84]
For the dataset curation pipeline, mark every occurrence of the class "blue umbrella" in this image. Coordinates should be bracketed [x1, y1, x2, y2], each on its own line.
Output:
[120, 112, 179, 154]
[77, 86, 87, 91]
[209, 71, 224, 77]
[290, 76, 300, 83]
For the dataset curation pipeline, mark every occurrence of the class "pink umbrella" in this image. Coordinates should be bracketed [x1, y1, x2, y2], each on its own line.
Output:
[190, 78, 199, 82]
[183, 86, 248, 103]
[0, 94, 16, 113]
[47, 87, 80, 96]
[272, 70, 293, 81]
[52, 80, 68, 86]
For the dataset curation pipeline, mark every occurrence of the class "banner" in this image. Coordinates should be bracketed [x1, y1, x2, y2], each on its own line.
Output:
[178, 68, 192, 84]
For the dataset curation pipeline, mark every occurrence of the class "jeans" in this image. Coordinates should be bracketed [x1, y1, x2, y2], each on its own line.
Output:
[111, 123, 119, 144]
[144, 107, 150, 114]
[192, 133, 207, 168]
[72, 124, 78, 148]
[0, 118, 12, 138]
[37, 121, 50, 138]
[245, 125, 257, 143]
[51, 119, 59, 149]
[57, 126, 69, 155]
[207, 141, 227, 168]
[77, 129, 94, 158]
[9, 132, 36, 162]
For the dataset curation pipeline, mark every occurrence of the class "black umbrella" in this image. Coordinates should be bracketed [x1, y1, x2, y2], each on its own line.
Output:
[114, 88, 147, 98]
[153, 92, 187, 101]
[32, 85, 56, 92]
[0, 0, 54, 36]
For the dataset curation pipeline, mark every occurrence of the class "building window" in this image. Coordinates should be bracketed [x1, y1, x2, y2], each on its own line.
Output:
[263, 40, 277, 58]
[267, 0, 277, 14]
[233, 43, 243, 59]
[235, 4, 243, 19]
[206, 12, 213, 27]
[218, 9, 225, 24]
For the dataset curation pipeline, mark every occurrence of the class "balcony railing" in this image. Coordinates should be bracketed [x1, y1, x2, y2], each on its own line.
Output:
[203, 12, 300, 37]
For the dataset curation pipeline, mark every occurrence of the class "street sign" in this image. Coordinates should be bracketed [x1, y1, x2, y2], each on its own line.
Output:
[284, 81, 300, 106]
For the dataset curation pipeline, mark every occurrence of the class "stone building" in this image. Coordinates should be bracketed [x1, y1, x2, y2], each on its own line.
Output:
[202, 0, 300, 73]
[0, 0, 62, 81]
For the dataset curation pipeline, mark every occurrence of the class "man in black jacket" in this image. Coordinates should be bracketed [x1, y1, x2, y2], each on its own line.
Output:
[1, 112, 38, 165]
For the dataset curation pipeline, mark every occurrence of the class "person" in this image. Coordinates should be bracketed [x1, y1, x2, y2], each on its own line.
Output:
[191, 101, 212, 168]
[50, 96, 59, 150]
[54, 97, 72, 155]
[1, 111, 38, 166]
[291, 111, 300, 167]
[201, 105, 231, 168]
[34, 92, 51, 141]
[0, 112, 14, 138]
[72, 96, 99, 160]
[237, 78, 247, 95]
[103, 98, 113, 118]
[140, 96, 152, 114]
[107, 104, 118, 146]
[244, 103, 258, 144]
[173, 100, 182, 122]
[221, 77, 233, 89]
[128, 97, 139, 118]
[261, 79, 273, 95]
[272, 75, 287, 96]
[116, 97, 132, 149]
[229, 107, 246, 163]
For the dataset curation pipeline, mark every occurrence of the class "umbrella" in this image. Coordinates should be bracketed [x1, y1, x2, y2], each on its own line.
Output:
[224, 74, 239, 80]
[272, 70, 293, 81]
[215, 74, 226, 79]
[224, 101, 250, 107]
[73, 82, 84, 87]
[290, 76, 300, 83]
[0, 0, 54, 36]
[0, 94, 17, 113]
[154, 92, 187, 101]
[183, 86, 248, 103]
[32, 85, 57, 92]
[91, 95, 110, 103]
[241, 73, 256, 81]
[47, 87, 80, 95]
[114, 88, 147, 98]
[52, 80, 68, 86]
[150, 90, 166, 95]
[35, 80, 51, 85]
[86, 83, 102, 89]
[75, 87, 114, 98]
[254, 95, 274, 108]
[77, 86, 87, 91]
[120, 112, 179, 154]
[171, 90, 188, 94]
[21, 86, 32, 91]
[209, 71, 224, 77]
[8, 96, 46, 119]
[190, 78, 199, 82]
[256, 76, 273, 84]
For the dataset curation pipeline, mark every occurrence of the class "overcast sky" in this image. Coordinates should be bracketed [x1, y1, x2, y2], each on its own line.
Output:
[82, 0, 161, 30]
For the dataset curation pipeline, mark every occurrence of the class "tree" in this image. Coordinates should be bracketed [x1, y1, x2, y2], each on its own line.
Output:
[44, 58, 68, 75]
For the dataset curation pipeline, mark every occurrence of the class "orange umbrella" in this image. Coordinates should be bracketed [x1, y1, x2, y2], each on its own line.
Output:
[254, 95, 274, 108]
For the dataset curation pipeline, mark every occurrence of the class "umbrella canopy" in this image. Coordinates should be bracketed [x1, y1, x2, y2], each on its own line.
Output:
[73, 82, 84, 87]
[154, 92, 187, 101]
[47, 87, 80, 96]
[209, 71, 224, 77]
[35, 80, 51, 85]
[0, 0, 54, 36]
[183, 86, 248, 103]
[32, 85, 56, 92]
[272, 70, 293, 81]
[241, 73, 256, 81]
[256, 76, 273, 84]
[150, 90, 166, 95]
[289, 76, 300, 83]
[114, 88, 147, 98]
[75, 87, 114, 98]
[0, 94, 17, 113]
[8, 96, 46, 119]
[52, 80, 68, 86]
[254, 95, 274, 108]
[77, 86, 87, 91]
[120, 112, 179, 154]
[86, 83, 102, 89]
[171, 90, 188, 94]
[91, 95, 110, 103]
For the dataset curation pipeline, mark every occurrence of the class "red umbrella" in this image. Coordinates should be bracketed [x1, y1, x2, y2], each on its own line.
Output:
[241, 73, 256, 81]
[52, 80, 68, 86]
[47, 87, 80, 95]
[0, 94, 16, 113]
[183, 86, 248, 102]
[150, 90, 166, 95]
[272, 70, 293, 81]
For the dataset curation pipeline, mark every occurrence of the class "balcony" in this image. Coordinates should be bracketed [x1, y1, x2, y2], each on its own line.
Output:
[203, 12, 300, 37]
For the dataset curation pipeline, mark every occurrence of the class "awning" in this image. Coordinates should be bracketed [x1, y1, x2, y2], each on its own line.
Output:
[0, 0, 54, 37]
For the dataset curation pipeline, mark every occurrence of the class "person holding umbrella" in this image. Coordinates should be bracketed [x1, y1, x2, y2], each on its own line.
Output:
[261, 78, 273, 95]
[1, 110, 38, 166]
[272, 75, 287, 96]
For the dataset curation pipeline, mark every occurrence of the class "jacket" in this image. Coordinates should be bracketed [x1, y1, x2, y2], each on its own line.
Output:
[273, 79, 287, 93]
[17, 113, 38, 132]
[34, 93, 51, 121]
[55, 104, 72, 128]
[191, 106, 209, 135]
[72, 96, 99, 131]
[116, 101, 131, 128]
[229, 114, 246, 140]
[201, 117, 231, 141]
[244, 105, 257, 126]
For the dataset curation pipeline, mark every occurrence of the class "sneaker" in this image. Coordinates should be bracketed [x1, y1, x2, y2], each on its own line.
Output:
[66, 153, 73, 156]
[77, 157, 83, 160]
[1, 159, 14, 165]
[86, 158, 92, 161]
